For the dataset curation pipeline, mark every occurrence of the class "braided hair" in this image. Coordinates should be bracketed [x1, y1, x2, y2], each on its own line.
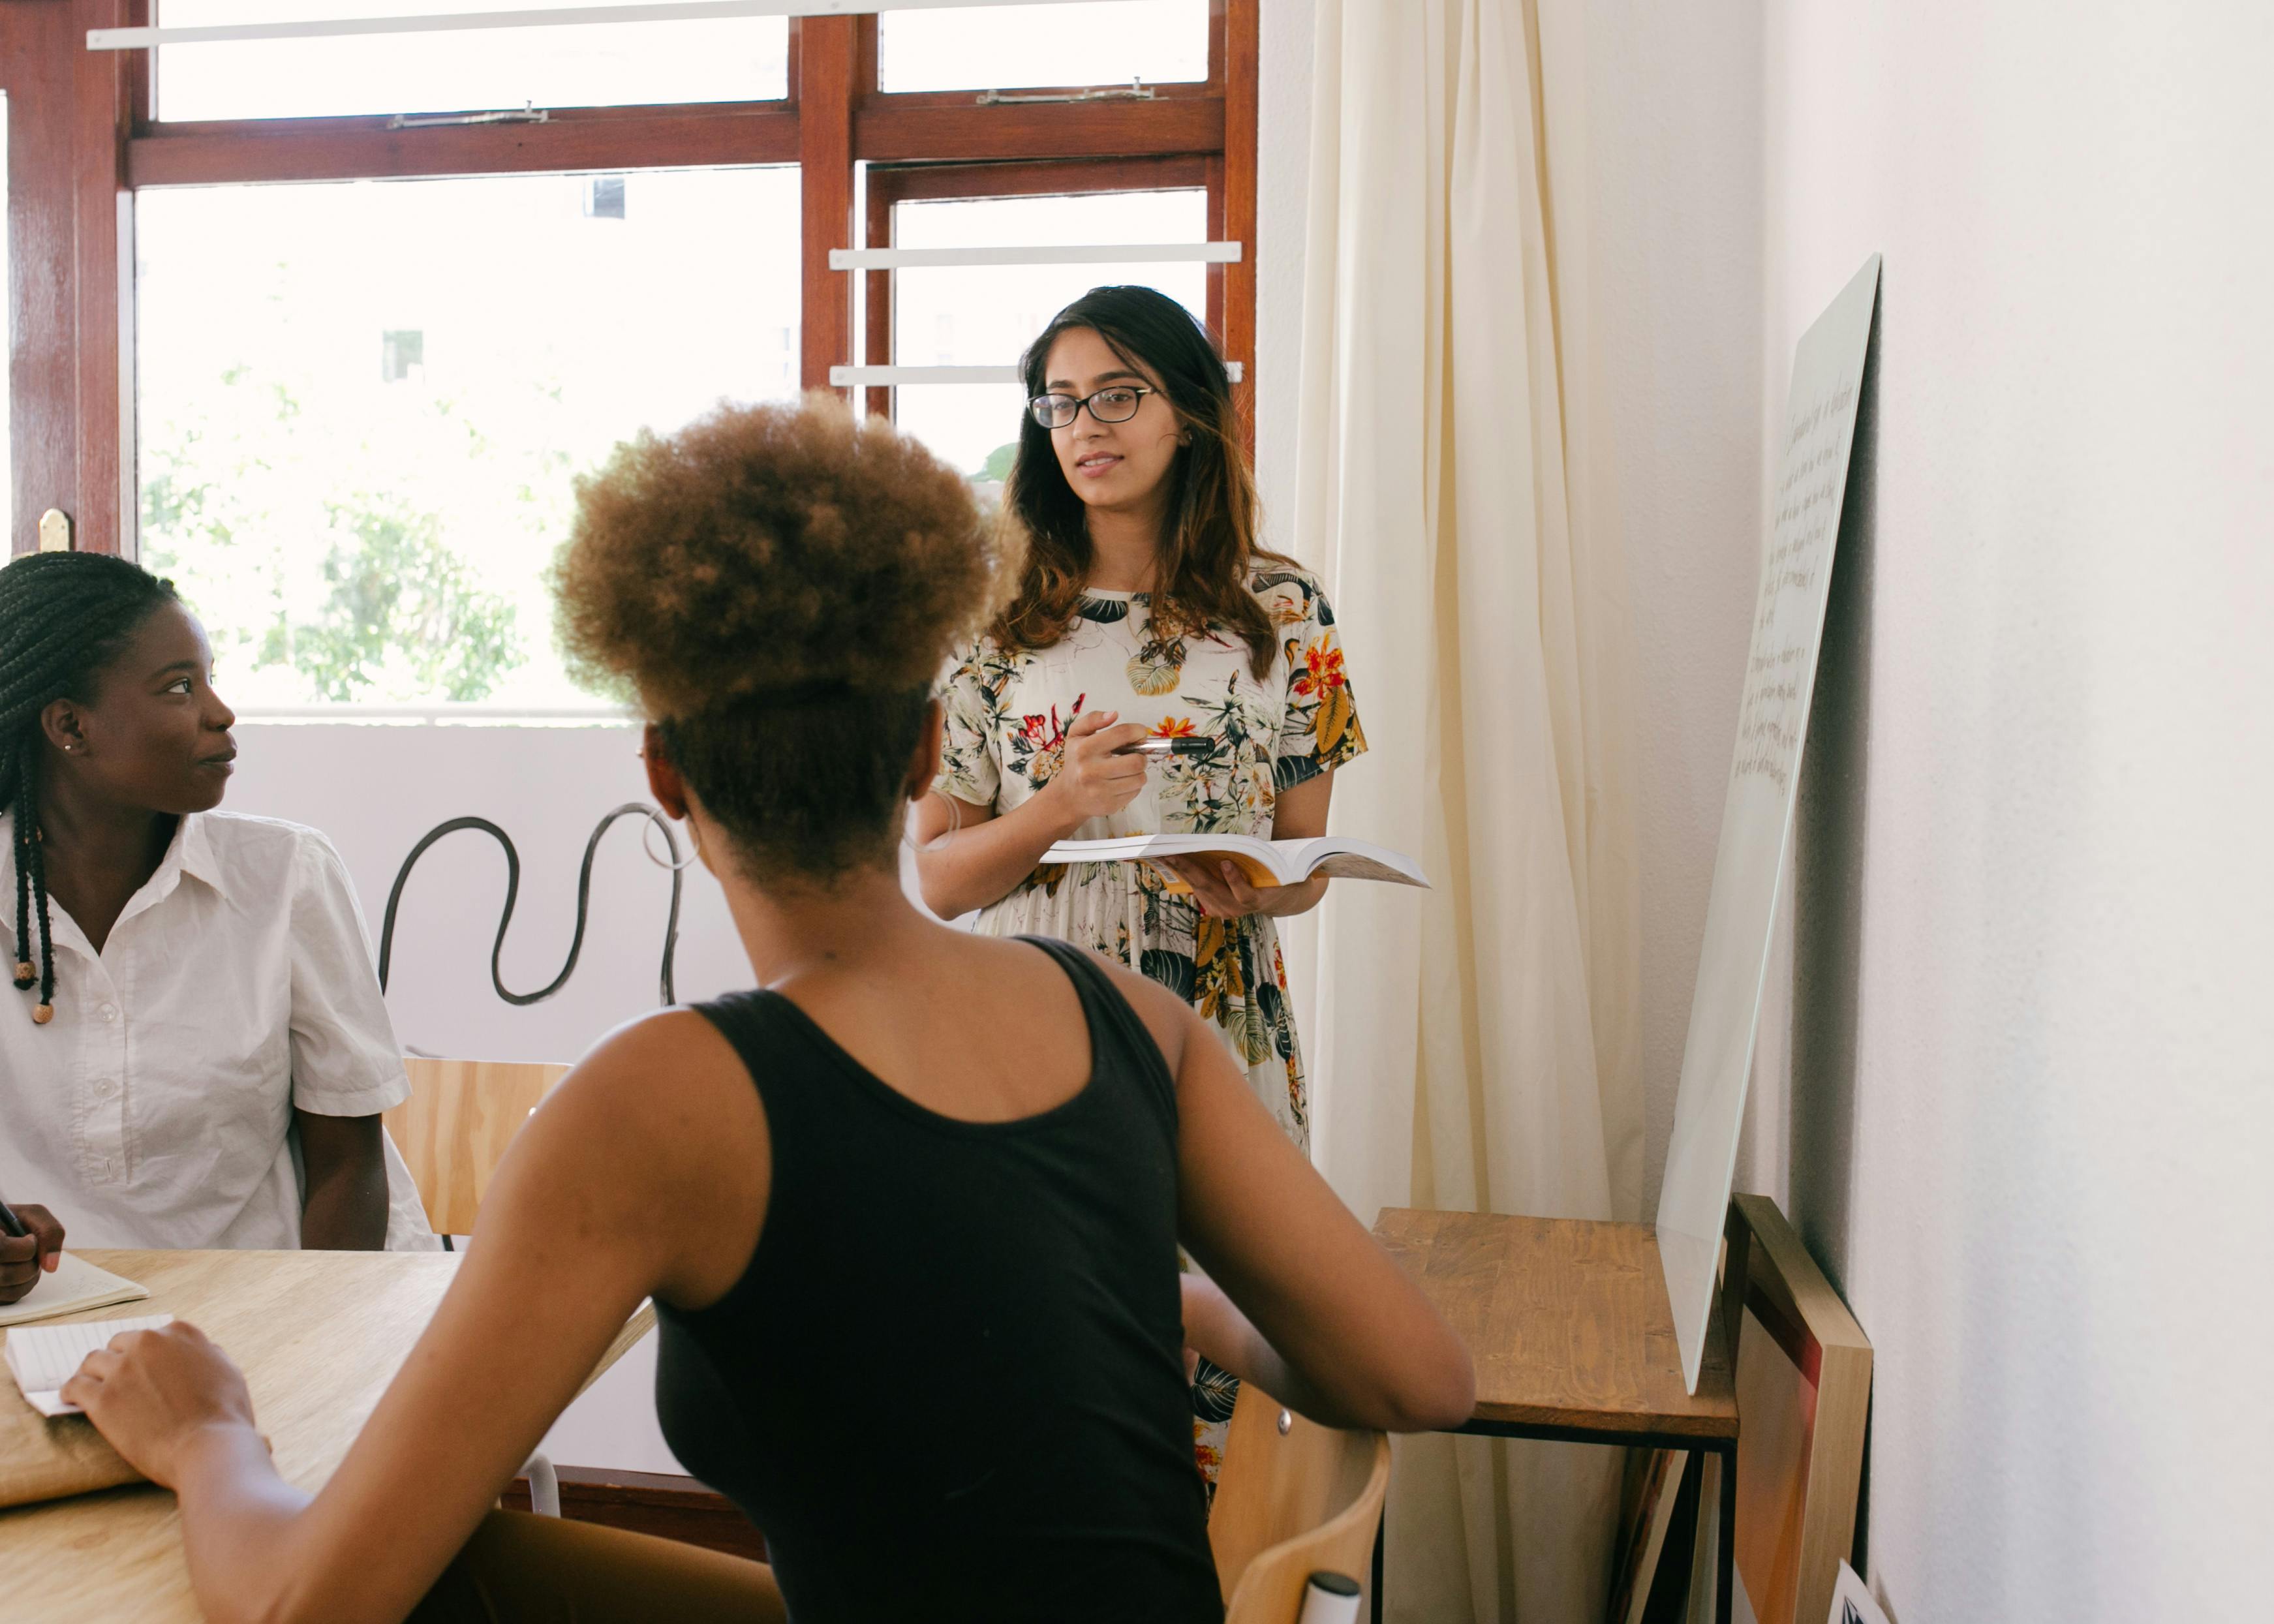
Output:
[0, 552, 181, 1025]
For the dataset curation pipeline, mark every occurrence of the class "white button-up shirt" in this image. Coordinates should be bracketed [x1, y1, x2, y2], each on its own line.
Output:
[0, 810, 434, 1250]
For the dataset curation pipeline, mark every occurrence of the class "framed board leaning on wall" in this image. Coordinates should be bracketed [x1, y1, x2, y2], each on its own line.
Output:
[1719, 1195, 1873, 1624]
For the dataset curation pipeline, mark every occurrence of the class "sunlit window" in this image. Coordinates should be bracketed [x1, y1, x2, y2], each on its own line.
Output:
[877, 1, 1206, 93]
[136, 170, 800, 708]
[153, 0, 790, 121]
[885, 188, 1210, 482]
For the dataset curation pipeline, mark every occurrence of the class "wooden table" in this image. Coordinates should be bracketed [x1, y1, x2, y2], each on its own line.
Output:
[1372, 1209, 1741, 1623]
[0, 1250, 654, 1623]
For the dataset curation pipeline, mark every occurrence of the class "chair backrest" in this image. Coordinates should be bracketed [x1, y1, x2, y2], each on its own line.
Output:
[382, 1058, 571, 1236]
[1208, 1382, 1391, 1624]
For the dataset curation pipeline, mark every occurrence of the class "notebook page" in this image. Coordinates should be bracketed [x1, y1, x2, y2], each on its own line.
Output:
[0, 1250, 153, 1328]
[5, 1313, 174, 1410]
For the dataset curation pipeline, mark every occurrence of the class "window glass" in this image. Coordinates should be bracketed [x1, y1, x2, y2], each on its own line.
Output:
[878, 1, 1206, 94]
[153, 0, 788, 121]
[136, 169, 799, 709]
[886, 188, 1209, 482]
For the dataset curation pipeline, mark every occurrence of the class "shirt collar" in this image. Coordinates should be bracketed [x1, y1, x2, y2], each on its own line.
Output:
[0, 812, 232, 951]
[174, 812, 230, 904]
[114, 813, 231, 932]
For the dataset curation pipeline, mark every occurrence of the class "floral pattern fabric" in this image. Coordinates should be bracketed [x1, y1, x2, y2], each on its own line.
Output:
[934, 567, 1366, 1150]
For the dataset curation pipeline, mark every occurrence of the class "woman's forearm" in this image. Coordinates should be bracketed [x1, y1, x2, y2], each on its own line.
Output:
[1181, 1275, 1359, 1429]
[172, 1423, 332, 1624]
[915, 789, 1080, 919]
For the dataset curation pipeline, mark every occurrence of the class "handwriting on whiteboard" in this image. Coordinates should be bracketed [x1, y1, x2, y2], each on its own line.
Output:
[1733, 379, 1856, 792]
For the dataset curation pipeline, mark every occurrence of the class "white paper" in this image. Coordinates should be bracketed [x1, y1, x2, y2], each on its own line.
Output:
[0, 1251, 153, 1328]
[4, 1313, 174, 1415]
[1828, 1561, 1892, 1624]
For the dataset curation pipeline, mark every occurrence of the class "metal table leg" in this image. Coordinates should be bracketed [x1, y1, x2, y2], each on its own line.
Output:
[1717, 1440, 1737, 1624]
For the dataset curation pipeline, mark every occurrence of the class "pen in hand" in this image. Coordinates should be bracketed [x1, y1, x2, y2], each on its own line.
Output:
[0, 1189, 66, 1302]
[1114, 737, 1218, 758]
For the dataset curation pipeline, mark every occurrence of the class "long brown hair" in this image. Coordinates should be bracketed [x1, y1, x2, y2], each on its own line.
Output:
[995, 286, 1287, 681]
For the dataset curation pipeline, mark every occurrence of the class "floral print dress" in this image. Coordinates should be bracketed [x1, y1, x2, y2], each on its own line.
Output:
[934, 565, 1366, 1150]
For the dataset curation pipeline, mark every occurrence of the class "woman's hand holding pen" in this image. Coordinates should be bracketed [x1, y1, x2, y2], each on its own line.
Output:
[0, 1201, 66, 1306]
[1040, 710, 1154, 827]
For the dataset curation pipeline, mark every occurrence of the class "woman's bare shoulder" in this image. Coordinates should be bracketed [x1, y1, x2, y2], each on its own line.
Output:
[1073, 947, 1194, 1073]
[543, 1007, 758, 1144]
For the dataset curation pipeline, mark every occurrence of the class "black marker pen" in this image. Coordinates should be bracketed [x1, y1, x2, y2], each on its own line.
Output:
[1116, 737, 1217, 758]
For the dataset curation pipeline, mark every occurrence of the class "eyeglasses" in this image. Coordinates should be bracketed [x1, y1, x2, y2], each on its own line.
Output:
[1029, 385, 1156, 431]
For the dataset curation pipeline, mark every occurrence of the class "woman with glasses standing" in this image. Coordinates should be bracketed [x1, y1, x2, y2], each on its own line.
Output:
[912, 285, 1366, 1483]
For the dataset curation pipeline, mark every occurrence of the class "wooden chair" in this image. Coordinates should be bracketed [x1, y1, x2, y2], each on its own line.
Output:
[1209, 1383, 1391, 1623]
[382, 1058, 571, 1240]
[381, 1057, 573, 1517]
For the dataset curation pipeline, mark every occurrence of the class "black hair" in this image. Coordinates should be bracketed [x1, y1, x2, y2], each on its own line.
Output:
[553, 395, 1018, 887]
[655, 684, 934, 884]
[0, 551, 181, 1024]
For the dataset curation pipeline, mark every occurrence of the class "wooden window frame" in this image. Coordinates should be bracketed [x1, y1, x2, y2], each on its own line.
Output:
[858, 154, 1218, 425]
[2, 0, 1256, 555]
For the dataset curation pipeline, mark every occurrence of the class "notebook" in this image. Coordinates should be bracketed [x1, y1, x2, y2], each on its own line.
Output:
[0, 1251, 151, 1329]
[1040, 831, 1430, 891]
[5, 1313, 174, 1417]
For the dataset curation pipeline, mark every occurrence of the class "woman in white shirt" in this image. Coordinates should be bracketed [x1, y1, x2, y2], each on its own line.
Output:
[0, 551, 431, 1259]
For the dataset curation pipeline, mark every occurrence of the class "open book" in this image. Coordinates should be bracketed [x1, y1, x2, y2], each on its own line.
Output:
[1041, 833, 1430, 891]
[0, 1251, 151, 1330]
[5, 1313, 173, 1417]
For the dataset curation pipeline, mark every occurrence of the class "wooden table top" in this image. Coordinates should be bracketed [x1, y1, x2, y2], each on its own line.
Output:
[0, 1249, 653, 1623]
[1374, 1208, 1738, 1440]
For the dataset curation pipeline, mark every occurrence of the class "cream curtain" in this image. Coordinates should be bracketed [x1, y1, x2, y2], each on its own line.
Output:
[1282, 0, 1642, 1616]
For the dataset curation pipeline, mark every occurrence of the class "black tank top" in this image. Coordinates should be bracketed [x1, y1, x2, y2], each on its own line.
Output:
[654, 937, 1222, 1623]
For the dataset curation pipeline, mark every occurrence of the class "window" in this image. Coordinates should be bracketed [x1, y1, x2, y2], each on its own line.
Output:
[876, 1, 1206, 94]
[136, 170, 800, 707]
[379, 329, 424, 382]
[879, 186, 1211, 478]
[7, 1, 1255, 698]
[582, 175, 626, 220]
[152, 0, 790, 121]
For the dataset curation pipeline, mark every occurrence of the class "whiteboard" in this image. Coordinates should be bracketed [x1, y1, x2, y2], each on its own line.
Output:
[1656, 255, 1881, 1392]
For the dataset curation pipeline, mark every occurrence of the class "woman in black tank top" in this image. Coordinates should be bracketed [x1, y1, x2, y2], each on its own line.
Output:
[63, 397, 1473, 1624]
[659, 938, 1214, 1619]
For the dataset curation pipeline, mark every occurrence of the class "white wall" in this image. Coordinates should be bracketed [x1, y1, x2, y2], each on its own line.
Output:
[228, 722, 748, 1067]
[1740, 3, 2274, 1616]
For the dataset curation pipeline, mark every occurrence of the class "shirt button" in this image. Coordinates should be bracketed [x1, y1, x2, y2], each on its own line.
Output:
[93, 1077, 116, 1099]
[99, 1003, 118, 1023]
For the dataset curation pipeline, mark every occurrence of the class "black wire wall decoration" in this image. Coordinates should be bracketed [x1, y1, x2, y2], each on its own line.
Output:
[376, 803, 684, 1007]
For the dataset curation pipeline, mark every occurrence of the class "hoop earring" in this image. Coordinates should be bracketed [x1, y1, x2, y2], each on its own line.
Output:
[643, 814, 702, 872]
